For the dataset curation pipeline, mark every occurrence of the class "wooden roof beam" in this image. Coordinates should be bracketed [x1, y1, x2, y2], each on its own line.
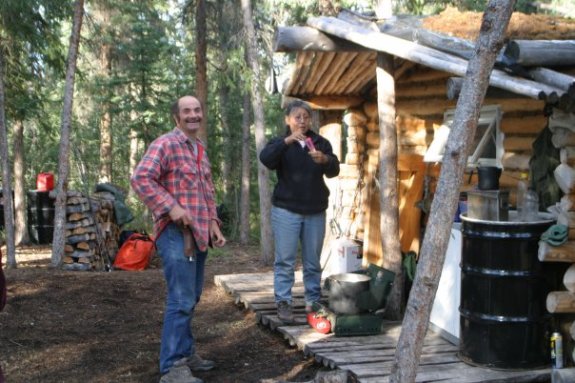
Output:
[505, 40, 575, 67]
[306, 16, 565, 102]
[281, 95, 364, 110]
[274, 26, 368, 52]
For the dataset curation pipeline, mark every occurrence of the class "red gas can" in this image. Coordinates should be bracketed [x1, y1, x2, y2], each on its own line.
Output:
[307, 312, 331, 334]
[36, 173, 54, 192]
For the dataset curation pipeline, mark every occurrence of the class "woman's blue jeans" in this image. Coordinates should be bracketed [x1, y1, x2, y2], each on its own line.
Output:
[271, 206, 325, 306]
[156, 223, 207, 375]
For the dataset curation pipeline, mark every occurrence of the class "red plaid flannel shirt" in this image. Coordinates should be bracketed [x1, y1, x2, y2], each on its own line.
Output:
[130, 128, 219, 251]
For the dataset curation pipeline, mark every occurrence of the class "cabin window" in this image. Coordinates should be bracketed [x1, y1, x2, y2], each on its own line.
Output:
[423, 105, 504, 168]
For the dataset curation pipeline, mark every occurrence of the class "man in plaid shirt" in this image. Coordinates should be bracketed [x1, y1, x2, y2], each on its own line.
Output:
[131, 95, 226, 383]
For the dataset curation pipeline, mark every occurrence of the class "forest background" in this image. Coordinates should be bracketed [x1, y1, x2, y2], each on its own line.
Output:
[0, 0, 573, 261]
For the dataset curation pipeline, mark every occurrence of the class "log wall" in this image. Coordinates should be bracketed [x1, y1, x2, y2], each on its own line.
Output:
[320, 66, 549, 267]
[395, 67, 547, 207]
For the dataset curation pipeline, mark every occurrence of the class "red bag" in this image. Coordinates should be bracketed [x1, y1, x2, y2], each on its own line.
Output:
[113, 233, 155, 271]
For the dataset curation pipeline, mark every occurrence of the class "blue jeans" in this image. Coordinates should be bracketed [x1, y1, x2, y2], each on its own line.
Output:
[271, 206, 325, 305]
[156, 223, 207, 375]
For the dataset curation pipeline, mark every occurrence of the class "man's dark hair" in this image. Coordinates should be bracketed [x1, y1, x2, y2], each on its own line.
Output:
[170, 100, 179, 120]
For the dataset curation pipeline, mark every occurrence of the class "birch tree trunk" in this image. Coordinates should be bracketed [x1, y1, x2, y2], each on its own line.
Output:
[0, 47, 16, 268]
[377, 53, 403, 320]
[241, 0, 273, 264]
[195, 0, 208, 143]
[13, 119, 29, 246]
[51, 0, 84, 267]
[239, 92, 251, 245]
[390, 1, 516, 381]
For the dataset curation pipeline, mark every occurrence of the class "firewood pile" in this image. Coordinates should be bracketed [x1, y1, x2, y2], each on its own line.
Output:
[536, 110, 575, 372]
[62, 190, 120, 271]
[540, 110, 575, 262]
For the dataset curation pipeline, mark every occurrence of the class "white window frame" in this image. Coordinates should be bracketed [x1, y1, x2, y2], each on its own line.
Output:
[423, 105, 504, 168]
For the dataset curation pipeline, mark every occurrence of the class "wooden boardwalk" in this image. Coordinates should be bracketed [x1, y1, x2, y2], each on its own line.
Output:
[214, 272, 552, 382]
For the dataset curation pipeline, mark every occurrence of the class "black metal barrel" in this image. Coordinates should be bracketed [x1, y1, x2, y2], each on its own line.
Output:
[459, 212, 565, 369]
[27, 190, 55, 244]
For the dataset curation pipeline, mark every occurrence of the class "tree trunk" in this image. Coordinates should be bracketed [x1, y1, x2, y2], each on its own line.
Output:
[215, 3, 233, 208]
[241, 0, 273, 264]
[195, 0, 208, 143]
[99, 107, 112, 183]
[0, 46, 16, 268]
[390, 1, 516, 381]
[52, 0, 85, 267]
[377, 52, 403, 320]
[96, 3, 113, 183]
[13, 119, 29, 246]
[127, 126, 139, 204]
[239, 92, 251, 245]
[218, 80, 233, 205]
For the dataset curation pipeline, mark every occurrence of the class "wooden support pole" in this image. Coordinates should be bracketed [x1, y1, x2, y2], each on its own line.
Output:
[547, 291, 575, 313]
[539, 241, 575, 262]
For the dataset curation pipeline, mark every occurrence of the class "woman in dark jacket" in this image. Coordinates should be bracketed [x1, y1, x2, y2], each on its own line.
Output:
[259, 100, 340, 323]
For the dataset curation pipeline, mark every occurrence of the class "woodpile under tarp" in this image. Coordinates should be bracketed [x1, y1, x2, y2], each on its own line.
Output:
[61, 190, 119, 271]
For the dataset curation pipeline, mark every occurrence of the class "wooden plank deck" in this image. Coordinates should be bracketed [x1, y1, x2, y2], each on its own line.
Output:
[214, 272, 552, 382]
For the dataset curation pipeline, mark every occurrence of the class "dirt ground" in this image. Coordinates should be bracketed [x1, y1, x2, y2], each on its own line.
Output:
[0, 244, 328, 383]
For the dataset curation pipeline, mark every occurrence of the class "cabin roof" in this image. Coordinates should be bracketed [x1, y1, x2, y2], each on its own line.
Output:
[274, 8, 575, 111]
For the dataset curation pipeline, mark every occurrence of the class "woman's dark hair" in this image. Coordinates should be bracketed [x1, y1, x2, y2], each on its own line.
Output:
[285, 100, 312, 117]
[284, 100, 312, 134]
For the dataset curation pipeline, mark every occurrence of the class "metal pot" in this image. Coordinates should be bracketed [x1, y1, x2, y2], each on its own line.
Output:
[477, 166, 502, 190]
[326, 273, 371, 315]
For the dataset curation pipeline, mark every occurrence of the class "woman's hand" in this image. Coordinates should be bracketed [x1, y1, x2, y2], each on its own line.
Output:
[309, 150, 328, 164]
[284, 131, 306, 145]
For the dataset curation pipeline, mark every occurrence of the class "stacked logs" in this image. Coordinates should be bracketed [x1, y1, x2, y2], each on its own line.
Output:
[337, 106, 368, 240]
[62, 190, 119, 271]
[538, 110, 575, 377]
[63, 191, 96, 271]
[540, 237, 575, 374]
[540, 110, 575, 263]
[90, 190, 120, 265]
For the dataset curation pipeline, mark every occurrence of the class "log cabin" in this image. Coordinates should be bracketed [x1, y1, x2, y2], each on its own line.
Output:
[264, 7, 575, 377]
[272, 7, 575, 271]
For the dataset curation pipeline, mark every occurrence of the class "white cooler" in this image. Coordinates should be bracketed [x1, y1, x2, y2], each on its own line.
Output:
[321, 238, 363, 278]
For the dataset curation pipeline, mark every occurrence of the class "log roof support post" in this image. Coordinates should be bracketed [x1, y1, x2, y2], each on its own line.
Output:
[377, 52, 404, 320]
